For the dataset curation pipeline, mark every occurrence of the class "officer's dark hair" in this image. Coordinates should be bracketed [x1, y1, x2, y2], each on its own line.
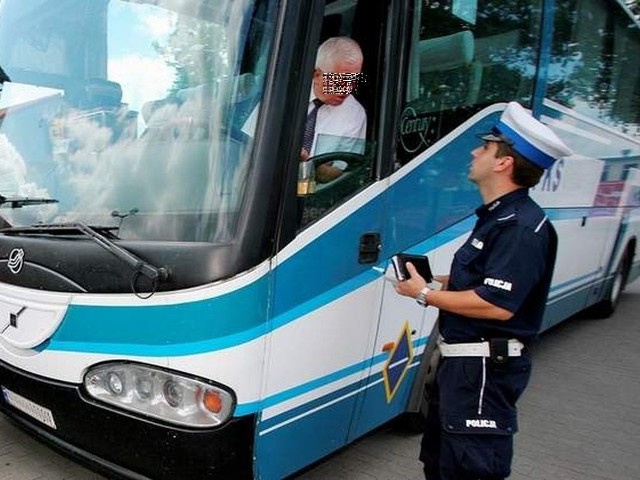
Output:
[496, 142, 544, 188]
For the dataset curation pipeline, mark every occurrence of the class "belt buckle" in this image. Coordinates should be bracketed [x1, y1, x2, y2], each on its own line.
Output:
[489, 338, 509, 364]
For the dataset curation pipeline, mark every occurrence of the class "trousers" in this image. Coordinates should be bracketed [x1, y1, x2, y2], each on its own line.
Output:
[420, 354, 532, 480]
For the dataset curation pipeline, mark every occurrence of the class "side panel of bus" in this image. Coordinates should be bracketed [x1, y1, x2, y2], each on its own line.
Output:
[248, 0, 640, 475]
[620, 169, 640, 284]
[538, 102, 640, 327]
[532, 155, 612, 328]
[251, 104, 639, 479]
[253, 191, 388, 479]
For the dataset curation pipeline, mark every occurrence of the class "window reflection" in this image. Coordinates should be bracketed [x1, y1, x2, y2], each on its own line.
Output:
[397, 0, 542, 165]
[0, 0, 275, 242]
[548, 0, 640, 135]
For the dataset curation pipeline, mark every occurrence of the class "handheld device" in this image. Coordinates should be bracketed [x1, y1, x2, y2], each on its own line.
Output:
[391, 254, 433, 282]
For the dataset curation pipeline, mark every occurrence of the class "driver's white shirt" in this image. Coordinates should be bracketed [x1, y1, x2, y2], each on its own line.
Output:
[306, 94, 366, 156]
[242, 94, 366, 156]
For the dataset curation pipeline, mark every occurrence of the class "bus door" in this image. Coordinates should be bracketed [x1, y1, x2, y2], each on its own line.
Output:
[347, 257, 439, 441]
[253, 0, 397, 478]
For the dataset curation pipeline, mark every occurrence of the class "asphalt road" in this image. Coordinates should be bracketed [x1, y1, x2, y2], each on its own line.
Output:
[0, 280, 639, 480]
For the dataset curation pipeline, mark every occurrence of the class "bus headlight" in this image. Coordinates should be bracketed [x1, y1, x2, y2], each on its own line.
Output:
[107, 371, 125, 396]
[83, 363, 235, 428]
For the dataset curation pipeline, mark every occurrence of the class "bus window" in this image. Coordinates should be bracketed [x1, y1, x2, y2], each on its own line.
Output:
[397, 0, 543, 165]
[548, 0, 640, 136]
[0, 0, 277, 245]
[297, 0, 386, 228]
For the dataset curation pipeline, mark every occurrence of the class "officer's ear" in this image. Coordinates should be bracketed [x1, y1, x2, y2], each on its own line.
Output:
[494, 154, 514, 173]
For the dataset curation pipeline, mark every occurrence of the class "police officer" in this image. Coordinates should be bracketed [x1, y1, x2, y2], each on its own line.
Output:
[395, 102, 572, 480]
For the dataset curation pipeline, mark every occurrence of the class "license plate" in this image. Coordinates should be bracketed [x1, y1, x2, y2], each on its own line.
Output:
[2, 386, 57, 430]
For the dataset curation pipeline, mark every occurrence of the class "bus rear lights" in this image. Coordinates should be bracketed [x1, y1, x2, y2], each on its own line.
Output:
[84, 363, 235, 428]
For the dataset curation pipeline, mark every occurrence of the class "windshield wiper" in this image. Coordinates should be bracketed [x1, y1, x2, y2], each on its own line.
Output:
[1, 222, 169, 297]
[0, 195, 59, 208]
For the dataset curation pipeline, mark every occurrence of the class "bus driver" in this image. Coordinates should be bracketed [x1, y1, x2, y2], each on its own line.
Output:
[242, 36, 366, 165]
[300, 36, 366, 162]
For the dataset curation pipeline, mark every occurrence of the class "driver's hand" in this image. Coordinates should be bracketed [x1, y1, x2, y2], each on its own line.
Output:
[300, 148, 310, 162]
[316, 163, 343, 183]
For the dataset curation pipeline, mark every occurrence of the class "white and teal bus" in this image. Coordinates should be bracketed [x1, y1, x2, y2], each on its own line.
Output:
[0, 0, 638, 478]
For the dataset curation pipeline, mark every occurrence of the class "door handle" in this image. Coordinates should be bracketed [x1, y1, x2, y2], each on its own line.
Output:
[359, 232, 381, 264]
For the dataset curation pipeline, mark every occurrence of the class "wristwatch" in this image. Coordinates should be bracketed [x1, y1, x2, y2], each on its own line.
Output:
[416, 286, 431, 307]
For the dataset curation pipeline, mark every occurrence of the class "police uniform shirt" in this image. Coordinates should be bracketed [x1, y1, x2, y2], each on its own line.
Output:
[440, 188, 557, 345]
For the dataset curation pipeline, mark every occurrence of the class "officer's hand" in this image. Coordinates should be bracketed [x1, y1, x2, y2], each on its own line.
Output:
[394, 262, 427, 299]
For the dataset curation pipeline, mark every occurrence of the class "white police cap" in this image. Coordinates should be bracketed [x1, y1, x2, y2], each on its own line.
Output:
[479, 102, 573, 169]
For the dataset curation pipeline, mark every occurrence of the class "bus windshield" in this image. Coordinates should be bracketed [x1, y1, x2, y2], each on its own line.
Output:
[0, 0, 275, 242]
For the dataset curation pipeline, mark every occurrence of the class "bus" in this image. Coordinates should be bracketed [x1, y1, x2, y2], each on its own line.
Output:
[0, 0, 638, 478]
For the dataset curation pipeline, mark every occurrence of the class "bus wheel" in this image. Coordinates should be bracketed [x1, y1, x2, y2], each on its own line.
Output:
[589, 250, 630, 318]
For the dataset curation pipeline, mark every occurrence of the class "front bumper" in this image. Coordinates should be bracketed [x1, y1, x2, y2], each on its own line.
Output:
[0, 360, 254, 479]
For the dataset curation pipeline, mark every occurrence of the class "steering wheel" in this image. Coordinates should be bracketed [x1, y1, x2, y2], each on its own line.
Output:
[310, 151, 369, 192]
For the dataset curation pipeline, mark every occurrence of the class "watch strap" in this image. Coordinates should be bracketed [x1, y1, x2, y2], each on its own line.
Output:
[416, 286, 430, 306]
